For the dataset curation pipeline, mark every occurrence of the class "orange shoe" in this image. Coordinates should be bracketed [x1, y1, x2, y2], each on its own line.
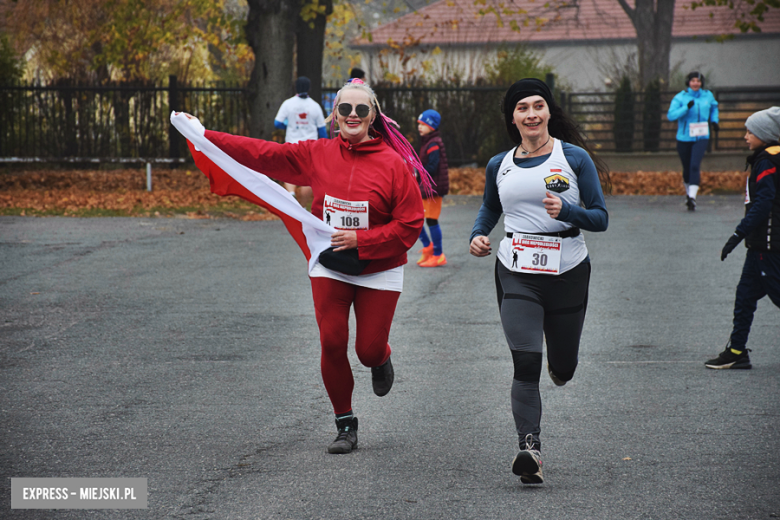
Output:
[417, 244, 434, 265]
[419, 253, 447, 267]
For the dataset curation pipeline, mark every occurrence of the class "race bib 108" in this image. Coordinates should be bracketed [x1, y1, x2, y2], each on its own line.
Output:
[323, 195, 369, 230]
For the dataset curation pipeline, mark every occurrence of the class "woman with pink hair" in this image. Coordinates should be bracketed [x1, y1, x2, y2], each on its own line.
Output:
[181, 79, 431, 454]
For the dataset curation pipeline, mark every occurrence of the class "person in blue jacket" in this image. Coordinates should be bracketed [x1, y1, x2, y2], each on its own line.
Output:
[667, 71, 719, 211]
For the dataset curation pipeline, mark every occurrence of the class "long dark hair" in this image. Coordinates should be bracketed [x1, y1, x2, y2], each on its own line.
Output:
[502, 91, 612, 193]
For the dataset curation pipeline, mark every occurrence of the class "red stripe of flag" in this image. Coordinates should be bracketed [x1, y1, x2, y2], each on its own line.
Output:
[187, 140, 312, 260]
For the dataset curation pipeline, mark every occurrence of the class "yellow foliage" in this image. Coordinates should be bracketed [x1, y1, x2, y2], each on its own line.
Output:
[384, 72, 402, 83]
[2, 0, 247, 83]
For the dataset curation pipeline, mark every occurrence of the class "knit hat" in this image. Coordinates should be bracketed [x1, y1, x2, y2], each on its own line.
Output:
[502, 78, 557, 145]
[746, 107, 780, 144]
[418, 109, 441, 130]
[295, 76, 311, 95]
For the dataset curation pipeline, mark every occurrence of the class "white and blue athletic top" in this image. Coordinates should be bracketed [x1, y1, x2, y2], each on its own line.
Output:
[470, 139, 608, 274]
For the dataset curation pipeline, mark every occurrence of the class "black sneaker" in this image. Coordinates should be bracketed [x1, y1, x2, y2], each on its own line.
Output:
[512, 434, 544, 484]
[705, 344, 752, 369]
[547, 363, 566, 386]
[686, 196, 696, 211]
[327, 416, 358, 454]
[371, 358, 394, 397]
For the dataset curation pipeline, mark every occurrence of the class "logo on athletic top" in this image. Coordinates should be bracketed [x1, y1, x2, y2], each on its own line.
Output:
[501, 167, 513, 176]
[299, 113, 308, 119]
[544, 171, 570, 193]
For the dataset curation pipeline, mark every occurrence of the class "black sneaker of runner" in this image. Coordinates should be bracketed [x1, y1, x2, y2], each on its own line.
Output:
[686, 196, 697, 211]
[371, 358, 394, 396]
[512, 434, 544, 484]
[327, 416, 358, 454]
[547, 363, 567, 386]
[705, 345, 752, 369]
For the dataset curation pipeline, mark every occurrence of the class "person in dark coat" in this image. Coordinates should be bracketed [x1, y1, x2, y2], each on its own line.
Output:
[416, 109, 450, 267]
[707, 106, 780, 369]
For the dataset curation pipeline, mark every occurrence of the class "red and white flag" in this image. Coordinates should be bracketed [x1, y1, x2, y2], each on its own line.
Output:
[170, 112, 333, 273]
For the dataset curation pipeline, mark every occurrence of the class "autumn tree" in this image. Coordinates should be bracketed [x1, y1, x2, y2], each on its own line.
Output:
[0, 33, 25, 83]
[1, 0, 245, 84]
[297, 0, 334, 106]
[612, 0, 775, 87]
[244, 0, 297, 139]
[689, 0, 778, 35]
[614, 0, 675, 88]
[2, 0, 110, 83]
[244, 0, 335, 139]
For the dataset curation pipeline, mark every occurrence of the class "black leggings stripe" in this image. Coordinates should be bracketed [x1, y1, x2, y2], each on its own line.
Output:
[503, 293, 543, 306]
[511, 351, 543, 382]
[546, 303, 584, 315]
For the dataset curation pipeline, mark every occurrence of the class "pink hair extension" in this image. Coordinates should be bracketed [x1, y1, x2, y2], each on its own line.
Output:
[329, 116, 338, 139]
[375, 113, 435, 198]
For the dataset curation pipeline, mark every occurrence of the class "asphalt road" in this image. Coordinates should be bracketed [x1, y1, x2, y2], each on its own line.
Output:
[1, 194, 778, 520]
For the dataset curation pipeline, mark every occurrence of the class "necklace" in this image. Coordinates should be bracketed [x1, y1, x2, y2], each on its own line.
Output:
[519, 136, 551, 157]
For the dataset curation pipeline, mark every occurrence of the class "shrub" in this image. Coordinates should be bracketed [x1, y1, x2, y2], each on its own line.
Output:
[643, 79, 662, 152]
[614, 76, 634, 152]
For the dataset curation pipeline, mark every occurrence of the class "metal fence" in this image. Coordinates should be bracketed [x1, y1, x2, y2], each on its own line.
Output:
[1, 79, 778, 166]
[0, 77, 248, 161]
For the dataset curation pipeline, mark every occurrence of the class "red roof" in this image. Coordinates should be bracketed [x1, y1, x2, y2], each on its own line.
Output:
[352, 0, 780, 47]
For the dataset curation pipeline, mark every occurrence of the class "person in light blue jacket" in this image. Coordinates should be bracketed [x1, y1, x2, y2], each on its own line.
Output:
[667, 71, 719, 211]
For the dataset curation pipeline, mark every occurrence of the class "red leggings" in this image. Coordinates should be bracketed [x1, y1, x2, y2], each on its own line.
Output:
[310, 276, 400, 414]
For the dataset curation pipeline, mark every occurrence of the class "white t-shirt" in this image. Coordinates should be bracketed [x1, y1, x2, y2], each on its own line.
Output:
[309, 264, 404, 292]
[274, 95, 326, 143]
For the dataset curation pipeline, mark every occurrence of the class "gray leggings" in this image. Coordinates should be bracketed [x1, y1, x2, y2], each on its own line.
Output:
[495, 259, 591, 449]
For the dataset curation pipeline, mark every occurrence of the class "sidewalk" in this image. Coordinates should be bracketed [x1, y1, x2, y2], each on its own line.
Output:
[1, 195, 778, 519]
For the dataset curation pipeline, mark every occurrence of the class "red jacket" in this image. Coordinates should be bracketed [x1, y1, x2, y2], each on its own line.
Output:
[205, 130, 424, 274]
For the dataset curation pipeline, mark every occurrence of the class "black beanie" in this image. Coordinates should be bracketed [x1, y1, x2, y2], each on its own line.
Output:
[502, 78, 555, 143]
[295, 76, 311, 97]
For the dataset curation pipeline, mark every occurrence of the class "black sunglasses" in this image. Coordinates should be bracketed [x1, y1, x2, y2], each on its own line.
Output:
[337, 103, 371, 119]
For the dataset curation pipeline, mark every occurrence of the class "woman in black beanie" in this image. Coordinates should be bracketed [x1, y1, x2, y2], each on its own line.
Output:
[469, 78, 609, 484]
